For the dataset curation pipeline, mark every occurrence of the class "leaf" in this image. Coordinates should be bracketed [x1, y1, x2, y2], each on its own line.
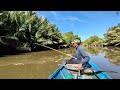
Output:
[37, 37, 46, 43]
[46, 39, 53, 44]
[53, 41, 58, 44]
[35, 31, 42, 39]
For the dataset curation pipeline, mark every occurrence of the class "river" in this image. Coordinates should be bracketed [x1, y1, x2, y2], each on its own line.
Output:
[0, 46, 120, 79]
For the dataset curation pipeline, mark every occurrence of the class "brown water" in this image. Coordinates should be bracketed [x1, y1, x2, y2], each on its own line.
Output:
[0, 47, 120, 79]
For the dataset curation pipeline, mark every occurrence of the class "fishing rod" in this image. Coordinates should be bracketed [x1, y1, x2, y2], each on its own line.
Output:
[35, 43, 77, 59]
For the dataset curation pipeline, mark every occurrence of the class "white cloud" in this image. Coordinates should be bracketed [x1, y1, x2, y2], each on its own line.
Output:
[62, 16, 87, 23]
[50, 11, 87, 23]
[50, 11, 57, 16]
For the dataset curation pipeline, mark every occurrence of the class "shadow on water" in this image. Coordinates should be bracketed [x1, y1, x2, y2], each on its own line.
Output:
[0, 50, 30, 57]
[0, 45, 70, 57]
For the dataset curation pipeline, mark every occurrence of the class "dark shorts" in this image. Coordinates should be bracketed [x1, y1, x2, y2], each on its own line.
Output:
[66, 58, 81, 64]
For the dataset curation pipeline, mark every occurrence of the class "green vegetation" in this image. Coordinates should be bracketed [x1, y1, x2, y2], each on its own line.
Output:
[103, 24, 120, 46]
[81, 12, 120, 47]
[82, 24, 120, 47]
[82, 35, 103, 46]
[62, 31, 81, 46]
[0, 11, 80, 53]
[1, 11, 120, 54]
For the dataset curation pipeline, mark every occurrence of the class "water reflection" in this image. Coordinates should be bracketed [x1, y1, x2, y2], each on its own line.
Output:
[84, 46, 120, 79]
[84, 46, 120, 66]
[104, 47, 120, 65]
[84, 47, 104, 56]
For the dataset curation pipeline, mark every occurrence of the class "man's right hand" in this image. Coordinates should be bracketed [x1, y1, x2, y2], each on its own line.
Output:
[72, 57, 77, 59]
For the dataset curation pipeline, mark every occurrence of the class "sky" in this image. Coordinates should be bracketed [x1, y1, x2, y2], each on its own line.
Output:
[36, 11, 120, 41]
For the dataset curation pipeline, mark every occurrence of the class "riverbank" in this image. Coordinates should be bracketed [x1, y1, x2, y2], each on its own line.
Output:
[0, 43, 70, 57]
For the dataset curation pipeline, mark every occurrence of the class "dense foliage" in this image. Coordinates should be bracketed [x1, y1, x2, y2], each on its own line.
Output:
[62, 31, 81, 46]
[104, 24, 120, 46]
[82, 35, 103, 46]
[0, 11, 80, 52]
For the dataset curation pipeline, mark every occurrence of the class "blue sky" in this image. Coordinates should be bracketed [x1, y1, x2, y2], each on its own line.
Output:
[36, 11, 120, 41]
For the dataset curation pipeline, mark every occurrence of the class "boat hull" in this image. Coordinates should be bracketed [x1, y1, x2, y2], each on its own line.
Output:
[48, 61, 112, 79]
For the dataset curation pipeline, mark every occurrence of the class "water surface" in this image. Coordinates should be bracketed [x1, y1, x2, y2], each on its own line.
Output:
[0, 47, 120, 79]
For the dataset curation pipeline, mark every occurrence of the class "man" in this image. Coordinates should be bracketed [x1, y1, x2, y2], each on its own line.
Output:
[66, 40, 90, 70]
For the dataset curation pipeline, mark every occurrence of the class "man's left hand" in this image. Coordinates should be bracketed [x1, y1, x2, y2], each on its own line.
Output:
[76, 63, 82, 70]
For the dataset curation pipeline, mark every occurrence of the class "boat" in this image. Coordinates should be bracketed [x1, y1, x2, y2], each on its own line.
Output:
[48, 61, 112, 79]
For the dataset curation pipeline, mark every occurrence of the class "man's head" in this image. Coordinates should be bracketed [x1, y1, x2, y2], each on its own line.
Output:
[72, 39, 80, 48]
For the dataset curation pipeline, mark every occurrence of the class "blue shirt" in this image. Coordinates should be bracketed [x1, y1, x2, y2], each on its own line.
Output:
[72, 46, 90, 65]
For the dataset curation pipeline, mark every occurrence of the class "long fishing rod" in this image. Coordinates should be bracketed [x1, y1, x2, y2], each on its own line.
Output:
[35, 43, 77, 59]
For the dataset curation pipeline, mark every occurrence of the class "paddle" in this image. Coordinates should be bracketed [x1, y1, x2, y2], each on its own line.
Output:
[94, 70, 117, 74]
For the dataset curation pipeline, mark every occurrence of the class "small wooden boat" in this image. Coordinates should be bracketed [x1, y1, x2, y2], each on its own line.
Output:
[48, 61, 112, 79]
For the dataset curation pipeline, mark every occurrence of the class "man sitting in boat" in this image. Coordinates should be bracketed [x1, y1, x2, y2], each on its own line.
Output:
[66, 39, 90, 70]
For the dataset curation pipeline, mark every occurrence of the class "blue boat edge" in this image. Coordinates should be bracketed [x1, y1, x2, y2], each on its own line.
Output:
[48, 61, 112, 79]
[88, 61, 112, 79]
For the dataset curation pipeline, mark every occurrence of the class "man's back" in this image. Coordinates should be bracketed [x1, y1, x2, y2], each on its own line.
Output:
[72, 46, 90, 65]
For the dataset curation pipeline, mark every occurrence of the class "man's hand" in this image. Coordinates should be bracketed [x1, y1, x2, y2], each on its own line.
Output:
[76, 63, 82, 70]
[72, 57, 77, 59]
